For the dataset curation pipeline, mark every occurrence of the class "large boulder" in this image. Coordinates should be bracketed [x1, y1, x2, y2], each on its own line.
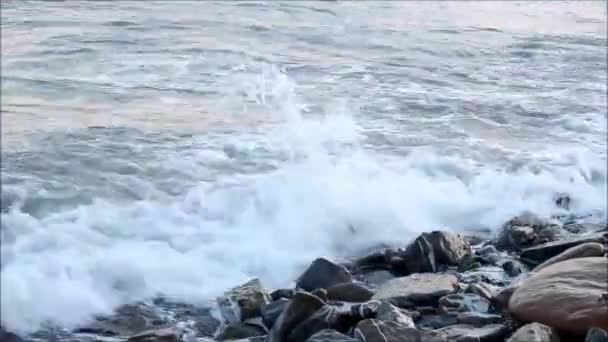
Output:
[534, 242, 604, 272]
[267, 292, 326, 342]
[402, 231, 471, 274]
[403, 236, 437, 274]
[508, 257, 608, 334]
[217, 278, 271, 323]
[297, 258, 353, 292]
[506, 323, 559, 342]
[519, 232, 606, 265]
[326, 282, 374, 303]
[372, 273, 458, 308]
[353, 319, 426, 342]
[305, 329, 358, 342]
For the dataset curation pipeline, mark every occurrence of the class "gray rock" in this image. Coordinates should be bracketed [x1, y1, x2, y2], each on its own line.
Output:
[217, 278, 270, 324]
[519, 232, 607, 264]
[372, 273, 458, 308]
[534, 242, 605, 272]
[425, 231, 472, 266]
[271, 289, 296, 301]
[417, 314, 459, 330]
[403, 235, 437, 274]
[586, 327, 608, 342]
[464, 283, 497, 302]
[495, 213, 560, 251]
[326, 282, 373, 303]
[502, 260, 525, 277]
[350, 300, 382, 320]
[435, 324, 510, 342]
[287, 306, 355, 342]
[354, 319, 423, 342]
[262, 298, 290, 330]
[74, 303, 165, 336]
[506, 323, 559, 342]
[216, 322, 266, 341]
[267, 292, 326, 342]
[375, 302, 415, 327]
[127, 327, 180, 342]
[360, 270, 396, 287]
[438, 294, 491, 314]
[305, 329, 358, 342]
[456, 313, 502, 327]
[0, 328, 22, 342]
[297, 258, 353, 292]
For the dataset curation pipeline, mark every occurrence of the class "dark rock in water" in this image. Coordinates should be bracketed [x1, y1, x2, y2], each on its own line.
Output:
[372, 273, 458, 308]
[495, 213, 560, 251]
[538, 226, 564, 243]
[217, 278, 271, 323]
[359, 270, 396, 287]
[502, 260, 525, 277]
[506, 322, 559, 342]
[0, 328, 23, 342]
[586, 327, 608, 342]
[554, 193, 571, 210]
[374, 302, 415, 327]
[456, 312, 502, 327]
[350, 300, 382, 320]
[354, 319, 424, 342]
[162, 302, 220, 338]
[288, 305, 355, 342]
[519, 232, 607, 264]
[297, 258, 353, 292]
[417, 314, 459, 330]
[271, 289, 296, 301]
[311, 288, 329, 302]
[425, 231, 472, 266]
[262, 298, 290, 330]
[403, 235, 437, 274]
[127, 327, 180, 342]
[326, 282, 374, 303]
[305, 329, 358, 342]
[75, 303, 166, 336]
[216, 321, 267, 341]
[534, 242, 605, 272]
[438, 294, 491, 315]
[434, 324, 510, 342]
[476, 245, 502, 266]
[268, 292, 326, 342]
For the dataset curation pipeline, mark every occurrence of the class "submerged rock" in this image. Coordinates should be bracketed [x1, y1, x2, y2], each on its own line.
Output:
[217, 278, 270, 324]
[372, 273, 458, 308]
[297, 258, 353, 292]
[508, 257, 608, 334]
[506, 323, 559, 342]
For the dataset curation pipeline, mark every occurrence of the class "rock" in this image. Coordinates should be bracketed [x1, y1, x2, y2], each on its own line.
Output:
[403, 235, 437, 274]
[435, 324, 510, 342]
[326, 282, 374, 303]
[456, 312, 502, 327]
[554, 193, 571, 210]
[496, 213, 562, 251]
[476, 246, 502, 266]
[297, 258, 353, 292]
[438, 294, 491, 314]
[311, 288, 329, 302]
[271, 289, 296, 301]
[305, 329, 358, 342]
[217, 278, 271, 323]
[0, 328, 22, 342]
[372, 273, 458, 308]
[127, 327, 180, 342]
[216, 322, 267, 341]
[508, 257, 608, 334]
[268, 292, 326, 342]
[164, 302, 220, 338]
[534, 242, 605, 272]
[425, 231, 472, 266]
[502, 260, 525, 277]
[360, 270, 396, 287]
[538, 226, 563, 243]
[354, 319, 423, 342]
[417, 314, 459, 330]
[491, 282, 520, 310]
[586, 328, 608, 342]
[519, 232, 606, 265]
[464, 283, 497, 302]
[506, 323, 559, 342]
[350, 300, 382, 320]
[75, 303, 166, 336]
[262, 298, 290, 329]
[375, 302, 415, 327]
[287, 306, 355, 342]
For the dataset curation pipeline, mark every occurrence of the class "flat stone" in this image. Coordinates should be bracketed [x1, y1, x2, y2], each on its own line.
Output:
[435, 324, 510, 342]
[506, 323, 559, 342]
[519, 232, 606, 264]
[326, 282, 373, 303]
[360, 270, 396, 287]
[127, 327, 180, 342]
[305, 329, 358, 342]
[456, 312, 502, 327]
[508, 257, 608, 334]
[297, 258, 353, 292]
[375, 302, 415, 327]
[75, 303, 166, 336]
[372, 273, 458, 308]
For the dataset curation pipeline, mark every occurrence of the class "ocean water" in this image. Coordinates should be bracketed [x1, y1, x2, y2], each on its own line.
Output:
[1, 0, 606, 334]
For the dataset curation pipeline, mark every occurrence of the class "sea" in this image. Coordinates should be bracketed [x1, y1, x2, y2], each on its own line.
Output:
[1, 0, 606, 335]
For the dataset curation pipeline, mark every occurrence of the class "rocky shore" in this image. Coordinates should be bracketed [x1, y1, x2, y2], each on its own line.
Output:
[2, 200, 607, 342]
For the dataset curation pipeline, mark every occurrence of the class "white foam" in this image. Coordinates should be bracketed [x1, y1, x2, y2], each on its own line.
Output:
[1, 66, 606, 334]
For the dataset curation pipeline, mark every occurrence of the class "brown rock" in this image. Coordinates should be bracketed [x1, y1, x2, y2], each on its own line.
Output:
[519, 232, 606, 264]
[217, 278, 270, 323]
[508, 257, 608, 334]
[506, 323, 560, 342]
[534, 242, 605, 272]
[267, 291, 326, 342]
[372, 273, 458, 308]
